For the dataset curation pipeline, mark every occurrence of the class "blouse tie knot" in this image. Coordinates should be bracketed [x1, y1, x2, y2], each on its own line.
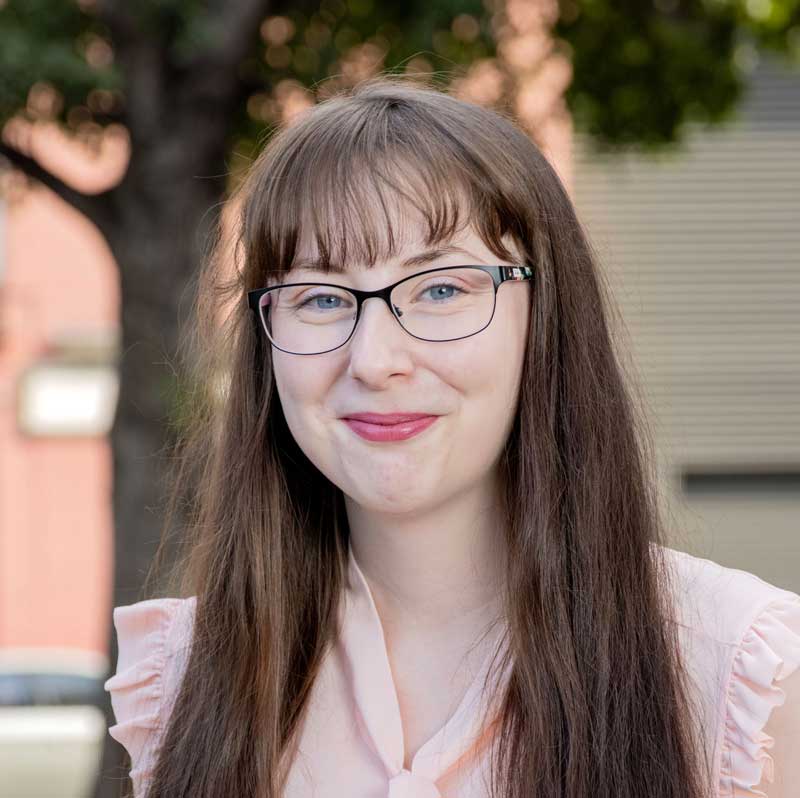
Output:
[387, 767, 443, 798]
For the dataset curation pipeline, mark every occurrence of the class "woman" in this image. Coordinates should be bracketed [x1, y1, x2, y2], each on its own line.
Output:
[104, 75, 800, 798]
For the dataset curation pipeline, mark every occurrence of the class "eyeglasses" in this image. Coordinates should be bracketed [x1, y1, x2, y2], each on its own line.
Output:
[247, 264, 534, 356]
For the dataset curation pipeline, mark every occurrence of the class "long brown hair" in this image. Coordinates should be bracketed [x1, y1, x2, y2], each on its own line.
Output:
[138, 73, 713, 798]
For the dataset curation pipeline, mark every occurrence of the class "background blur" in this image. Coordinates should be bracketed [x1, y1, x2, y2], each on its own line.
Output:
[0, 1, 797, 796]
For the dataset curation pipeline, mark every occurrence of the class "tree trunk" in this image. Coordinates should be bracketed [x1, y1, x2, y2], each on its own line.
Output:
[92, 121, 229, 797]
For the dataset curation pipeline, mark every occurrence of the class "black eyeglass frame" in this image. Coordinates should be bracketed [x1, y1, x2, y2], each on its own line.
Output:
[246, 263, 534, 356]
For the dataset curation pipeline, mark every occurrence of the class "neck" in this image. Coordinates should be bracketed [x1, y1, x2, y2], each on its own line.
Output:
[344, 477, 508, 637]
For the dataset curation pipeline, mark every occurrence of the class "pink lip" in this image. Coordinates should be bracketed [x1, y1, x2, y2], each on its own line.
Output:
[341, 414, 439, 442]
[342, 412, 433, 424]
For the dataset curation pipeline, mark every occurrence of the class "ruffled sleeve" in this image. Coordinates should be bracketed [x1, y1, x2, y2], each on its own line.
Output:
[720, 593, 800, 797]
[103, 598, 191, 798]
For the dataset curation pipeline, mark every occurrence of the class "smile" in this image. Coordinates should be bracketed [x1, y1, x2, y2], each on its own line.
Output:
[341, 416, 438, 442]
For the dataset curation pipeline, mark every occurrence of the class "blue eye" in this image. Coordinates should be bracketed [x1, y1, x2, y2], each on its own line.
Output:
[299, 294, 343, 310]
[420, 282, 465, 302]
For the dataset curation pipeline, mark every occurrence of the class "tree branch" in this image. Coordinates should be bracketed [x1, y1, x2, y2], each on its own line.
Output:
[0, 141, 118, 240]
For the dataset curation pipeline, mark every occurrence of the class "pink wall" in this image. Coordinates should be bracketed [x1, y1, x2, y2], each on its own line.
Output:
[0, 125, 122, 653]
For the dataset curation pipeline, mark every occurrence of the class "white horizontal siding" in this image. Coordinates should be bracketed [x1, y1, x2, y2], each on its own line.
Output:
[571, 56, 800, 469]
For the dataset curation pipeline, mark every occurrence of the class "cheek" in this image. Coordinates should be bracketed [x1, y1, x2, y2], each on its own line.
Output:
[272, 353, 332, 433]
[433, 333, 520, 441]
[456, 295, 528, 389]
[456, 291, 529, 426]
[272, 353, 296, 414]
[420, 283, 529, 408]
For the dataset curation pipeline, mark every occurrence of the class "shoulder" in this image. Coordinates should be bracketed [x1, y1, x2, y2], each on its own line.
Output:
[656, 545, 800, 796]
[657, 544, 799, 643]
[103, 596, 197, 796]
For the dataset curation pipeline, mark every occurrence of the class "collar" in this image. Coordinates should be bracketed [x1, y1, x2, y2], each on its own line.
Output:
[336, 543, 512, 795]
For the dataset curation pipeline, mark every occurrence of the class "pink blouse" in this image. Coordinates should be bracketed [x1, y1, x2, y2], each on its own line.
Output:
[104, 546, 800, 797]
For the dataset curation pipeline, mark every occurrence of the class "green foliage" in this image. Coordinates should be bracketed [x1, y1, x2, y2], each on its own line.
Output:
[225, 0, 495, 172]
[0, 0, 121, 127]
[0, 0, 798, 151]
[556, 0, 800, 150]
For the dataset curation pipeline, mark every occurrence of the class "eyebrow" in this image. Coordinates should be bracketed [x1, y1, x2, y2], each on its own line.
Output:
[292, 244, 482, 273]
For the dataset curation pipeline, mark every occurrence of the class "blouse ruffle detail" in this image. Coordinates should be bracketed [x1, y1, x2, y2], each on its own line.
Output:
[103, 598, 185, 797]
[720, 594, 800, 797]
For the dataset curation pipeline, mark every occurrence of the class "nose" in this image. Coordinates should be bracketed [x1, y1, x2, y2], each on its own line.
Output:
[345, 296, 414, 385]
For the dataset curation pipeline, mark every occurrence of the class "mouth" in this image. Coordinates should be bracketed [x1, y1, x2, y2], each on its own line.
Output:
[340, 414, 439, 442]
[341, 412, 436, 425]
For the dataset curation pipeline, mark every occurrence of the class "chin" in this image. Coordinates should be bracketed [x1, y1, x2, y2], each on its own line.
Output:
[346, 484, 434, 515]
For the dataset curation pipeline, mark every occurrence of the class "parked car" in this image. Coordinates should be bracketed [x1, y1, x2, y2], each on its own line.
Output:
[0, 647, 108, 798]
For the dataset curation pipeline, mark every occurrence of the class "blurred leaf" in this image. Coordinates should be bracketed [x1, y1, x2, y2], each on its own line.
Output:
[1, 0, 799, 155]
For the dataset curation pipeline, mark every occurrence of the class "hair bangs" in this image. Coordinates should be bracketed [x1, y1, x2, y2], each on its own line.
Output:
[241, 96, 521, 286]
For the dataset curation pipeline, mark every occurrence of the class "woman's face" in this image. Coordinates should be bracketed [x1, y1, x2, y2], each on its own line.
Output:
[271, 217, 531, 516]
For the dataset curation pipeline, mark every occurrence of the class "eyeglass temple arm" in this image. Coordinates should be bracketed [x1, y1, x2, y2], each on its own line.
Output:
[499, 265, 533, 282]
